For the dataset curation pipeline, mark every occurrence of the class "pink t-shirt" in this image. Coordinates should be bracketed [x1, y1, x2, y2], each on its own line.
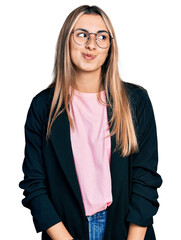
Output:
[69, 87, 113, 216]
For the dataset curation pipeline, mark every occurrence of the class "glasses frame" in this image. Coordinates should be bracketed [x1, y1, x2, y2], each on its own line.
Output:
[71, 28, 113, 49]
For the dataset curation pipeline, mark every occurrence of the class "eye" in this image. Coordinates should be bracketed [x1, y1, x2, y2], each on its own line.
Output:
[77, 32, 88, 38]
[99, 35, 107, 40]
[97, 33, 108, 41]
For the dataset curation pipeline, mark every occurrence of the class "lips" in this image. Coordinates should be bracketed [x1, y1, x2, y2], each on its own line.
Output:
[82, 53, 96, 60]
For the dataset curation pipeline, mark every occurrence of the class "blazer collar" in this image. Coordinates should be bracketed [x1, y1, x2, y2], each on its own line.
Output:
[49, 90, 125, 216]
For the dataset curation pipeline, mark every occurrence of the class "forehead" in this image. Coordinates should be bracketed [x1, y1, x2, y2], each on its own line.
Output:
[73, 14, 108, 32]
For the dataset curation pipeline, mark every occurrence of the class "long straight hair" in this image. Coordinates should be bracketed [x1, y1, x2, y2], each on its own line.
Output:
[46, 5, 139, 157]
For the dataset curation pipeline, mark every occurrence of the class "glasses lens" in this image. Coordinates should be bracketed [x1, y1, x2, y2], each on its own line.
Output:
[96, 32, 111, 48]
[73, 30, 89, 45]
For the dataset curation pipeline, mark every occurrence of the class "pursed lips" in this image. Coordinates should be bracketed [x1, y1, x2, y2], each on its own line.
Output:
[82, 53, 96, 60]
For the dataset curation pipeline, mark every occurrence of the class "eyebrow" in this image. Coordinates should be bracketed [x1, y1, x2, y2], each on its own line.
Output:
[74, 28, 109, 33]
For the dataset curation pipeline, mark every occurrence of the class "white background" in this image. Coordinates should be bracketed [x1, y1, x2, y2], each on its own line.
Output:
[0, 0, 180, 239]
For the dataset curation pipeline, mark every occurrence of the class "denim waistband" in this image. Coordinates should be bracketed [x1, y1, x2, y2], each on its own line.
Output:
[86, 208, 108, 221]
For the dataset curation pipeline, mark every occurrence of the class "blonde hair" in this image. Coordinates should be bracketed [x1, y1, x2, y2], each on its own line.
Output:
[46, 5, 139, 157]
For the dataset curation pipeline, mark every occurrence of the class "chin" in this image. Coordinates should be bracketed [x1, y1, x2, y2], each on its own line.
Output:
[82, 67, 99, 73]
[78, 64, 100, 73]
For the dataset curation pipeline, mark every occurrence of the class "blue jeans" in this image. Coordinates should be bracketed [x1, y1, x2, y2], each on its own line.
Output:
[86, 208, 108, 240]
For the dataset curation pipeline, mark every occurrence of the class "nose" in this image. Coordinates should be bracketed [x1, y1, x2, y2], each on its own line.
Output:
[85, 33, 97, 50]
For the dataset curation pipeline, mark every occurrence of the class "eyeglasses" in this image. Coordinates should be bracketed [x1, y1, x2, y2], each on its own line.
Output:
[72, 28, 113, 49]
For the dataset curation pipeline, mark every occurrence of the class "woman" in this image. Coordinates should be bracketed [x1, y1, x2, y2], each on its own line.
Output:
[19, 5, 162, 240]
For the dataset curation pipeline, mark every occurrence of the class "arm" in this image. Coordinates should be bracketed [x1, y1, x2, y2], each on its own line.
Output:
[127, 223, 147, 240]
[19, 96, 68, 235]
[126, 90, 162, 235]
[46, 221, 73, 240]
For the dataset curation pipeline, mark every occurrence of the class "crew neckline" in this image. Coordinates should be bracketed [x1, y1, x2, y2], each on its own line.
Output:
[70, 86, 105, 97]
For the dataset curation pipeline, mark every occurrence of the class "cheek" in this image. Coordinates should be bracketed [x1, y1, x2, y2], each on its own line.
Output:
[70, 39, 79, 62]
[98, 51, 109, 65]
[70, 47, 80, 65]
[70, 41, 84, 62]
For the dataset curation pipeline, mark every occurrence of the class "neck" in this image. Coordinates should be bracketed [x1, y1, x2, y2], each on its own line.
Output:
[73, 69, 104, 93]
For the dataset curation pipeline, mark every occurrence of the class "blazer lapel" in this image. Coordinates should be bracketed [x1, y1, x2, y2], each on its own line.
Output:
[49, 95, 122, 216]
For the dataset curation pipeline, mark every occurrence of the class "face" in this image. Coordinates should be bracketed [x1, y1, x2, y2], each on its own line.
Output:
[70, 14, 110, 74]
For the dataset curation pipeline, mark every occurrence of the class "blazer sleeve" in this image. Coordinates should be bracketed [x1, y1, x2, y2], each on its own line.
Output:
[126, 89, 163, 227]
[19, 96, 62, 233]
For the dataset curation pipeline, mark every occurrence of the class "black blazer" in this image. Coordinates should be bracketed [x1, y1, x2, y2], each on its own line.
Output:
[19, 81, 162, 240]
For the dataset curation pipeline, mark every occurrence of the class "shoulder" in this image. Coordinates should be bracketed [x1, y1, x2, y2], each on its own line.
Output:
[27, 86, 54, 123]
[122, 81, 148, 99]
[122, 81, 156, 131]
[31, 86, 54, 112]
[122, 81, 150, 109]
[32, 86, 54, 106]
